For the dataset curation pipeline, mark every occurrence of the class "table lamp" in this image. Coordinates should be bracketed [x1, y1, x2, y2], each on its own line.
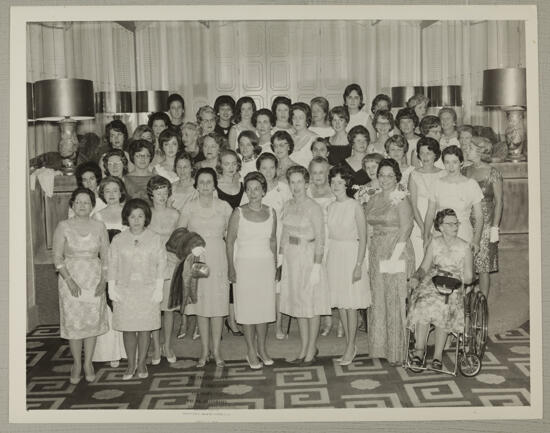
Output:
[391, 86, 426, 108]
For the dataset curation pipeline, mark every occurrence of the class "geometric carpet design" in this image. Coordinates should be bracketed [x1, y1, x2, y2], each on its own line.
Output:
[26, 323, 530, 409]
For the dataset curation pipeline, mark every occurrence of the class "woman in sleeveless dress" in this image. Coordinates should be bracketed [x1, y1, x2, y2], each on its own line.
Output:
[227, 172, 277, 369]
[289, 102, 317, 168]
[53, 188, 109, 384]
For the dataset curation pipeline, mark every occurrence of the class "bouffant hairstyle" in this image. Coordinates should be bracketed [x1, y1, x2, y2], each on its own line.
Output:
[370, 94, 392, 114]
[216, 148, 242, 175]
[396, 107, 420, 129]
[234, 97, 257, 124]
[270, 130, 295, 154]
[434, 208, 458, 232]
[237, 130, 261, 157]
[121, 198, 152, 227]
[407, 94, 430, 110]
[310, 96, 330, 122]
[75, 161, 102, 188]
[105, 119, 129, 150]
[256, 152, 279, 170]
[290, 102, 312, 128]
[131, 124, 155, 143]
[196, 105, 216, 124]
[311, 137, 329, 152]
[441, 144, 464, 163]
[343, 83, 365, 110]
[158, 128, 183, 155]
[174, 151, 195, 176]
[328, 165, 354, 188]
[308, 155, 330, 172]
[377, 158, 402, 183]
[147, 112, 171, 129]
[419, 115, 441, 136]
[384, 134, 409, 154]
[416, 137, 442, 161]
[128, 139, 155, 164]
[347, 125, 370, 146]
[328, 105, 350, 124]
[147, 175, 173, 202]
[373, 109, 395, 132]
[361, 152, 385, 171]
[438, 106, 458, 124]
[167, 93, 185, 110]
[214, 95, 236, 116]
[193, 167, 218, 190]
[469, 136, 493, 163]
[198, 132, 226, 153]
[98, 176, 127, 204]
[69, 187, 96, 209]
[458, 124, 474, 137]
[252, 108, 275, 128]
[244, 171, 268, 194]
[271, 96, 292, 119]
[103, 149, 129, 177]
[285, 164, 310, 184]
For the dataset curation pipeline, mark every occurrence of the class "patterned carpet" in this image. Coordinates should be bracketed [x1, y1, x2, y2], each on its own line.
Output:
[26, 323, 530, 409]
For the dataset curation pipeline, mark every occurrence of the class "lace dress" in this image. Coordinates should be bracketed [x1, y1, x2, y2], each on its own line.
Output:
[364, 192, 415, 364]
[407, 236, 468, 333]
[53, 219, 109, 340]
[279, 198, 331, 318]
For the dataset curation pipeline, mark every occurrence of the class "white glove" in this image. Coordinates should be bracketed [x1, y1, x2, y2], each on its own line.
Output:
[151, 279, 164, 303]
[307, 263, 322, 287]
[389, 242, 406, 262]
[191, 246, 205, 257]
[108, 281, 120, 302]
[490, 226, 499, 243]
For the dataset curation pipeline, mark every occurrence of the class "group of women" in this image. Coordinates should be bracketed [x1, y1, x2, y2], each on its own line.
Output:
[51, 84, 503, 383]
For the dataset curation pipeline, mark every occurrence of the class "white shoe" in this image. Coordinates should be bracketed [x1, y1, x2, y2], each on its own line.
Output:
[110, 360, 120, 368]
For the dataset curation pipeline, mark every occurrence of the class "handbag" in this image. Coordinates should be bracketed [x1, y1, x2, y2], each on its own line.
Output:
[191, 256, 210, 279]
[432, 272, 462, 304]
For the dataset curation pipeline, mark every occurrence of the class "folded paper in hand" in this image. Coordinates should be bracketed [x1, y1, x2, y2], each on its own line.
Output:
[379, 259, 405, 274]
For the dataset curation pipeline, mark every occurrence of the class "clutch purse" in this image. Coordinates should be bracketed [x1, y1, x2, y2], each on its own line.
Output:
[191, 258, 209, 279]
[432, 274, 462, 304]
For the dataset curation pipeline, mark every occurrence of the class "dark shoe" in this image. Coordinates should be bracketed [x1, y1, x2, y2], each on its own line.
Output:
[225, 319, 243, 336]
[411, 356, 424, 368]
[287, 357, 305, 365]
[431, 358, 443, 370]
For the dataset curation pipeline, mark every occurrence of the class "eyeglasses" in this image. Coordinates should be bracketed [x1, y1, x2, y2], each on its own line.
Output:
[134, 153, 150, 159]
[107, 162, 123, 168]
[441, 222, 460, 227]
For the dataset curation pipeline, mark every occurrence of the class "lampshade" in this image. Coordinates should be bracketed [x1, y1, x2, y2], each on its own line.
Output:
[27, 82, 34, 121]
[95, 91, 134, 114]
[481, 68, 526, 107]
[427, 85, 462, 107]
[136, 90, 169, 113]
[33, 78, 95, 121]
[391, 86, 426, 108]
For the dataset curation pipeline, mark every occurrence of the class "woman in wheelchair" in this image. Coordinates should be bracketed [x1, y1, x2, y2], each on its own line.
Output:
[407, 208, 473, 370]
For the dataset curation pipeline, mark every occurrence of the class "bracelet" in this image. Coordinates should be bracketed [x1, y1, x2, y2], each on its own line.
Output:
[55, 264, 66, 270]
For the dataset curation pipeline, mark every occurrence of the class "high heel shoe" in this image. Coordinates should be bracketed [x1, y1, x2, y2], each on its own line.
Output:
[224, 319, 243, 336]
[70, 365, 81, 385]
[256, 352, 274, 366]
[162, 345, 177, 364]
[246, 355, 262, 370]
[336, 322, 345, 338]
[84, 363, 96, 382]
[137, 366, 149, 379]
[196, 355, 209, 368]
[320, 326, 331, 337]
[302, 348, 320, 366]
[339, 346, 357, 366]
[122, 366, 137, 381]
[275, 329, 288, 340]
[192, 327, 200, 340]
[214, 355, 225, 368]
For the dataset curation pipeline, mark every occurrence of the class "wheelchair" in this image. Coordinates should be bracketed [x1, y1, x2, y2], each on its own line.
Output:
[403, 281, 488, 377]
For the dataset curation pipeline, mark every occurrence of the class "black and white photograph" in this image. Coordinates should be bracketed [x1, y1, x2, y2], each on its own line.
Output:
[9, 3, 542, 424]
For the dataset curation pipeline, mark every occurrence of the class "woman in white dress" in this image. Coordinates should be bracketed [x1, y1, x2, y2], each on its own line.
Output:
[408, 137, 445, 268]
[227, 172, 277, 369]
[289, 102, 318, 168]
[424, 146, 484, 252]
[438, 107, 461, 149]
[326, 166, 370, 365]
[309, 97, 334, 138]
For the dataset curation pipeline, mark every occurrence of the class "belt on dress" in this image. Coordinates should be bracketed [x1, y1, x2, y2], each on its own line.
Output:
[288, 236, 314, 245]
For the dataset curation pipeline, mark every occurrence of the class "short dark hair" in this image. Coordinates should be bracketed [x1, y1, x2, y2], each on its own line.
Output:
[384, 134, 409, 154]
[216, 148, 242, 175]
[128, 139, 155, 164]
[98, 176, 127, 204]
[396, 107, 420, 129]
[271, 96, 292, 118]
[271, 130, 295, 154]
[237, 130, 261, 156]
[147, 111, 171, 129]
[121, 198, 152, 227]
[290, 102, 312, 128]
[252, 108, 275, 127]
[328, 165, 353, 188]
[286, 165, 310, 184]
[343, 83, 365, 110]
[167, 93, 185, 110]
[256, 152, 278, 170]
[434, 208, 458, 232]
[147, 175, 172, 201]
[371, 94, 392, 114]
[234, 97, 257, 124]
[75, 161, 102, 188]
[347, 125, 370, 146]
[441, 145, 464, 163]
[244, 171, 268, 194]
[377, 158, 402, 183]
[214, 95, 236, 115]
[103, 149, 129, 177]
[105, 119, 129, 150]
[329, 105, 350, 124]
[373, 109, 395, 132]
[361, 153, 384, 171]
[158, 128, 183, 155]
[419, 115, 441, 136]
[69, 187, 96, 209]
[174, 151, 195, 176]
[416, 137, 441, 161]
[194, 167, 218, 190]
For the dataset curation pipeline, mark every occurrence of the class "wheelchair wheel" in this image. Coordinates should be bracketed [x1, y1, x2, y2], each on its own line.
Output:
[471, 292, 488, 360]
[458, 353, 482, 377]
